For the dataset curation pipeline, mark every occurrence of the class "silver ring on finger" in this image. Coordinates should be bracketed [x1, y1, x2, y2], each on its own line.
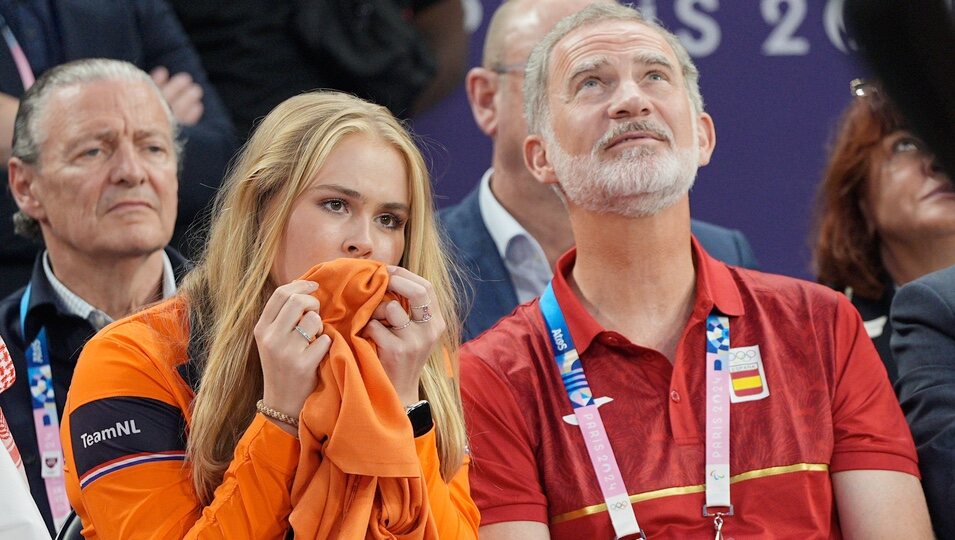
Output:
[294, 325, 316, 344]
[412, 311, 432, 323]
[392, 319, 413, 331]
[411, 303, 433, 323]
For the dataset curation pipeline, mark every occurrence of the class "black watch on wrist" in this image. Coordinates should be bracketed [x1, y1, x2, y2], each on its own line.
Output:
[405, 400, 433, 437]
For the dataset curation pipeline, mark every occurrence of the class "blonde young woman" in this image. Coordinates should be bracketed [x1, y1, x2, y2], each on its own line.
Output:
[59, 91, 478, 538]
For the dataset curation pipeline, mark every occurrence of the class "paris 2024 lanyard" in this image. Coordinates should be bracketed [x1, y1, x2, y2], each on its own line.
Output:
[540, 282, 733, 539]
[20, 284, 71, 531]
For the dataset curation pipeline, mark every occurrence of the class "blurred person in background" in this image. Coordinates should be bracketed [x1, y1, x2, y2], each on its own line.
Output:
[891, 264, 955, 539]
[170, 0, 468, 139]
[813, 79, 955, 384]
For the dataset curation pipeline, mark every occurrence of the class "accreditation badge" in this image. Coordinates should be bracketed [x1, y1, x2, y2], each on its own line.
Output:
[41, 450, 62, 478]
[727, 345, 769, 403]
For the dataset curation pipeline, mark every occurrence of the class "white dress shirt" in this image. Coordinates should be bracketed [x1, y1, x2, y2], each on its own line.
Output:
[42, 250, 178, 329]
[478, 168, 552, 303]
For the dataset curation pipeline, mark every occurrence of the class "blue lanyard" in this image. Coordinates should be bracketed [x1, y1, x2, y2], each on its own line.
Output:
[20, 284, 54, 410]
[540, 282, 644, 538]
[540, 282, 733, 538]
[541, 283, 594, 408]
[19, 283, 71, 528]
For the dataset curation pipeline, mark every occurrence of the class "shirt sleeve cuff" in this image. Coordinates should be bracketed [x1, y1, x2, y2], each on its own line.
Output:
[477, 503, 549, 526]
[830, 450, 921, 478]
[414, 426, 438, 469]
[243, 413, 300, 476]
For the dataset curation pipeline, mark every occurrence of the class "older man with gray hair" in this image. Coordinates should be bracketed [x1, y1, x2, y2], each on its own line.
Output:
[0, 58, 188, 535]
[440, 0, 757, 341]
[460, 3, 933, 539]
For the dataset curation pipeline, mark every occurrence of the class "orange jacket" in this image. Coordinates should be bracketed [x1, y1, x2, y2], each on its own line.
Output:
[61, 260, 478, 539]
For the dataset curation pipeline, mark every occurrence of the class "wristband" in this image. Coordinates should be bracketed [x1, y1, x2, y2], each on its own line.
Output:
[256, 399, 300, 428]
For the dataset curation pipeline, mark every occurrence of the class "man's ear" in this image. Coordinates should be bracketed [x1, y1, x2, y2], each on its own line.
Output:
[8, 157, 46, 221]
[523, 133, 559, 186]
[465, 67, 499, 137]
[696, 112, 717, 167]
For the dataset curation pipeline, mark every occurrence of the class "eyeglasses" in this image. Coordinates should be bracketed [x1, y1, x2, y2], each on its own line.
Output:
[491, 62, 526, 75]
[850, 78, 878, 98]
[849, 78, 889, 113]
[854, 80, 939, 167]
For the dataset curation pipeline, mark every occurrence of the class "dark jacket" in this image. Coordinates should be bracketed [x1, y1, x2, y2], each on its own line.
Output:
[891, 264, 955, 540]
[0, 247, 189, 534]
[439, 185, 760, 341]
[843, 282, 896, 383]
[0, 0, 237, 298]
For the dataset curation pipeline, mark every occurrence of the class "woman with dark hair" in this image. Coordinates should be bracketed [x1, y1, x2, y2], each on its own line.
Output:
[813, 79, 955, 383]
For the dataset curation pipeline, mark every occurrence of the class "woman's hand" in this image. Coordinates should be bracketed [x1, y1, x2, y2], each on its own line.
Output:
[363, 266, 446, 406]
[254, 280, 331, 434]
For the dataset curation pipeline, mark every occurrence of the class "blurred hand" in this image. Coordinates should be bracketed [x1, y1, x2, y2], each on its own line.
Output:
[254, 280, 331, 435]
[362, 266, 446, 407]
[150, 66, 204, 126]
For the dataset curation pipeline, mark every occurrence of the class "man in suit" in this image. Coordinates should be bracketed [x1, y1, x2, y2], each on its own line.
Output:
[440, 0, 757, 341]
[0, 59, 189, 535]
[891, 264, 955, 539]
[0, 0, 237, 297]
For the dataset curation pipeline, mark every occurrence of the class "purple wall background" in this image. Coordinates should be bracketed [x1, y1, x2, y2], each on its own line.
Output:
[410, 0, 865, 280]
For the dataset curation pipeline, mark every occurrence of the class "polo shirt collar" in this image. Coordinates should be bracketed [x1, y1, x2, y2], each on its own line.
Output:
[550, 235, 745, 355]
[691, 235, 745, 319]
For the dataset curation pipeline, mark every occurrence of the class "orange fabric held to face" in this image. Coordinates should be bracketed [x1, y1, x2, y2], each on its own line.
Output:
[289, 258, 438, 539]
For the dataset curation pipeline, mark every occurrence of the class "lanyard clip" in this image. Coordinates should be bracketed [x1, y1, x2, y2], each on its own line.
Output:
[702, 504, 734, 517]
[713, 513, 725, 540]
[703, 507, 732, 540]
[617, 532, 647, 540]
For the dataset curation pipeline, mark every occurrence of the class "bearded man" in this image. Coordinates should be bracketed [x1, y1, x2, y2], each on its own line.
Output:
[438, 0, 757, 341]
[458, 3, 933, 539]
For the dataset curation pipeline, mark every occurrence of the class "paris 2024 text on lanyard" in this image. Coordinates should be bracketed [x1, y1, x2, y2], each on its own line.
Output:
[540, 282, 733, 540]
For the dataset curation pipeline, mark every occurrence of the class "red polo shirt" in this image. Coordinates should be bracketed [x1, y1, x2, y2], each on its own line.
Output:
[460, 238, 918, 539]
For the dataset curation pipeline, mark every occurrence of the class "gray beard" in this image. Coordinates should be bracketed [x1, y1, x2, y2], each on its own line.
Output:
[546, 135, 700, 218]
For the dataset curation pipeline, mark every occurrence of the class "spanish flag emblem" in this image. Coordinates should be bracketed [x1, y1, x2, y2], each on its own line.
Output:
[728, 345, 770, 403]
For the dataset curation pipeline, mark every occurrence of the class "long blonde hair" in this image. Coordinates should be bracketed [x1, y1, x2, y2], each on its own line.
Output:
[182, 91, 466, 503]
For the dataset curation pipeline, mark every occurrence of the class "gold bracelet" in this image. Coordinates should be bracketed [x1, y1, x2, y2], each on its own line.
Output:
[256, 399, 299, 428]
